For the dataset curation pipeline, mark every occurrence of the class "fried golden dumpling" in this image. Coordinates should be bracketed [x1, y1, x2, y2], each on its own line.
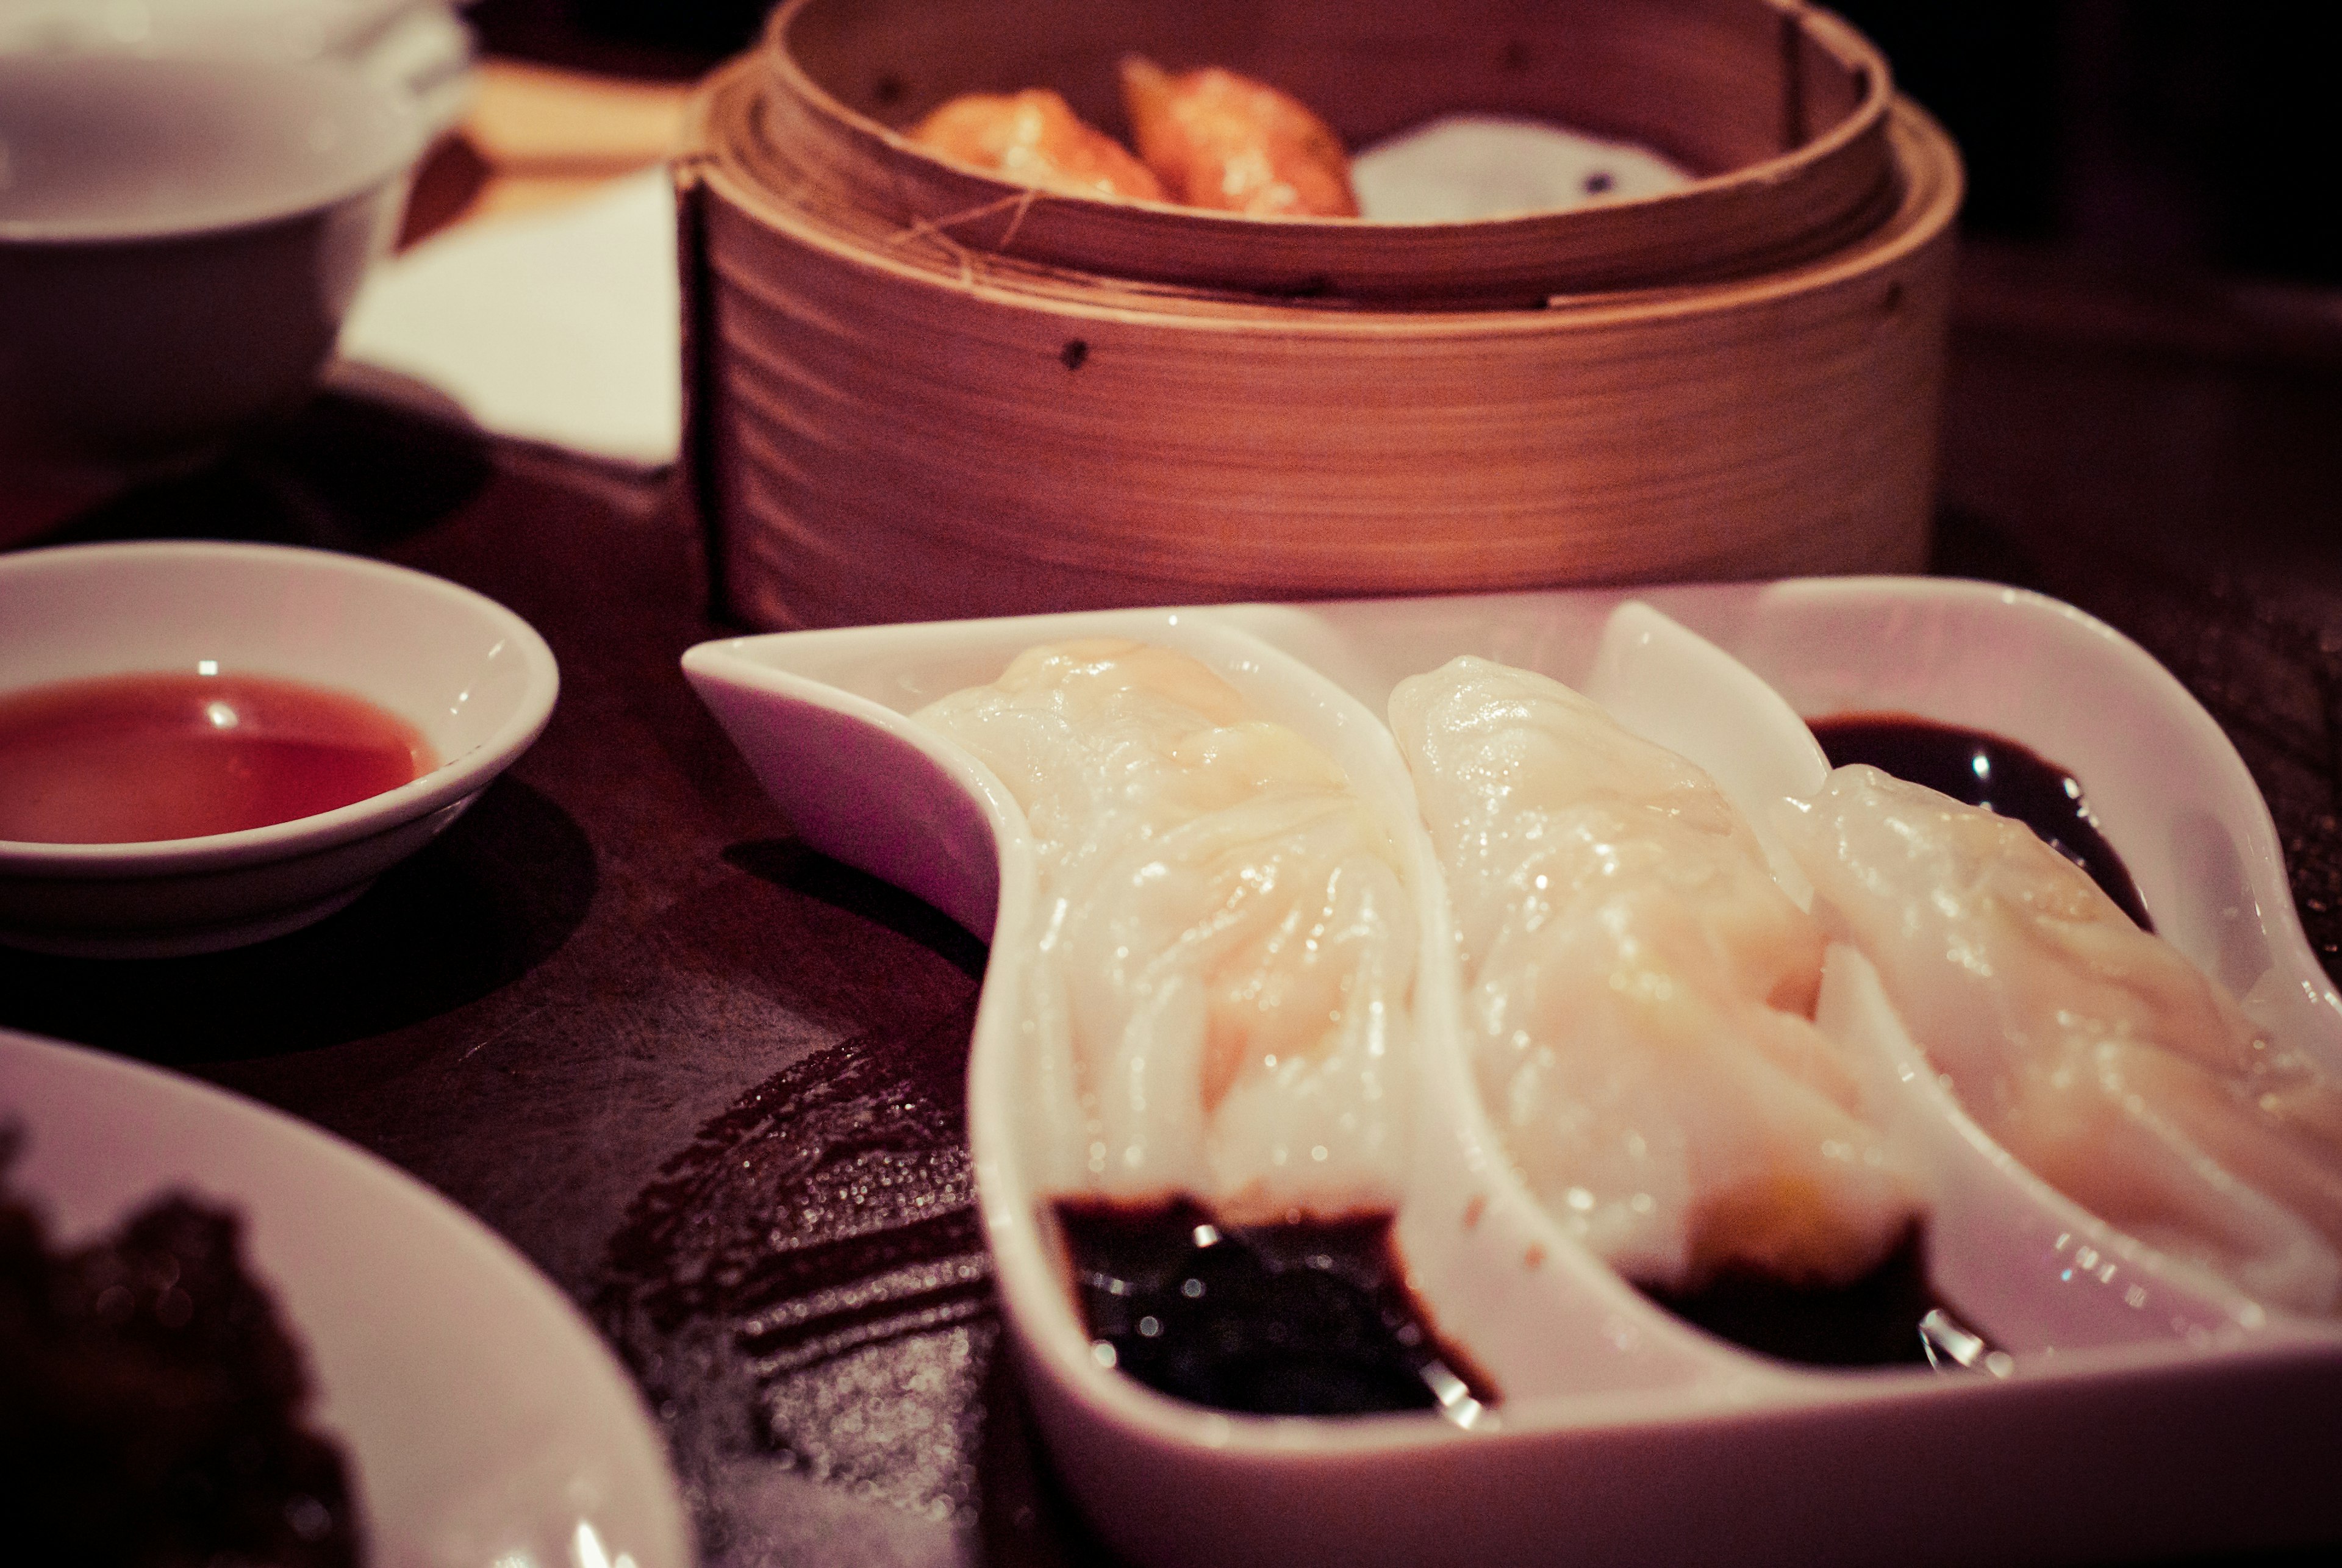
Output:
[1119, 55, 1358, 218]
[911, 88, 1166, 202]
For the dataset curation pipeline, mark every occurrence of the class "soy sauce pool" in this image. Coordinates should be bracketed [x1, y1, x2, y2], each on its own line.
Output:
[1644, 1225, 1944, 1369]
[1810, 714, 2151, 929]
[0, 671, 434, 843]
[1057, 1200, 1492, 1419]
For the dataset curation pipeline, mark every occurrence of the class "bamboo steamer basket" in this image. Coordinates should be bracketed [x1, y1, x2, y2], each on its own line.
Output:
[678, 0, 1964, 632]
[759, 0, 1902, 304]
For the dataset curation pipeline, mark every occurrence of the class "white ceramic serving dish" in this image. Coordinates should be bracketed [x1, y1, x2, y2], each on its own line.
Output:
[0, 1025, 691, 1568]
[0, 540, 557, 957]
[683, 578, 2342, 1567]
[0, 49, 424, 536]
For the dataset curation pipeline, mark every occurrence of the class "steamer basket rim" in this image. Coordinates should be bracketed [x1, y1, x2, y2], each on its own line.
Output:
[756, 0, 1900, 238]
[686, 72, 1964, 337]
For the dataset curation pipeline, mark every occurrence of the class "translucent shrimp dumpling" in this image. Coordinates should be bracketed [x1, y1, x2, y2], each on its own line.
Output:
[1777, 764, 2342, 1316]
[1389, 657, 1923, 1292]
[916, 640, 1415, 1222]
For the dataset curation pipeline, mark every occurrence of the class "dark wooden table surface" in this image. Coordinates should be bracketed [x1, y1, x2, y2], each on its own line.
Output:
[5, 236, 2340, 1567]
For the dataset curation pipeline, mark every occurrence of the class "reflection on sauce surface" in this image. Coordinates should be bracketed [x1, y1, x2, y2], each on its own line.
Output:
[1058, 1199, 1491, 1419]
[0, 671, 432, 844]
[1810, 713, 2152, 930]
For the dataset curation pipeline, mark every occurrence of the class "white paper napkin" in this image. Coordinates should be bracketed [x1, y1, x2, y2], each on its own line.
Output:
[333, 166, 682, 468]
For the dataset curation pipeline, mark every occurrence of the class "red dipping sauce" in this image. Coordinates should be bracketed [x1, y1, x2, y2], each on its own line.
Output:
[0, 671, 434, 844]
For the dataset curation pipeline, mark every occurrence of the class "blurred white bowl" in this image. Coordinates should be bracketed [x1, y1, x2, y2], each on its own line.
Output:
[0, 0, 478, 132]
[0, 541, 558, 958]
[0, 51, 425, 518]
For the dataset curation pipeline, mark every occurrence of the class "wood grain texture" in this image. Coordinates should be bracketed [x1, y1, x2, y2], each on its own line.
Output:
[679, 3, 1962, 632]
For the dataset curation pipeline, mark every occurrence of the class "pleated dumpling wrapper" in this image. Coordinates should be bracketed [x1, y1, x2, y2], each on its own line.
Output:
[1389, 656, 1924, 1292]
[1776, 764, 2342, 1316]
[1119, 55, 1359, 218]
[911, 88, 1166, 202]
[917, 640, 1414, 1222]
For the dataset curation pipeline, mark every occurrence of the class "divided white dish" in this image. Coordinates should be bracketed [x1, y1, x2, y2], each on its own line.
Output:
[684, 578, 2342, 1567]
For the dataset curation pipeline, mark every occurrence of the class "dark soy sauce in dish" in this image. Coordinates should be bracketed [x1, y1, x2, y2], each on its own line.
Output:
[1809, 714, 2151, 929]
[1644, 1225, 1943, 1368]
[1647, 709, 2137, 1372]
[1056, 1199, 1491, 1419]
[0, 671, 434, 844]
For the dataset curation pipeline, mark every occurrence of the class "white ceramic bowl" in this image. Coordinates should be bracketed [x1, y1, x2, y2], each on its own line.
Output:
[0, 1, 478, 133]
[0, 540, 557, 957]
[0, 51, 424, 528]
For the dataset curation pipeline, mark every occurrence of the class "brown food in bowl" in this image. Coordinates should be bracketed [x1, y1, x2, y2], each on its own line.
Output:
[1119, 55, 1358, 218]
[911, 88, 1166, 201]
[0, 1139, 365, 1567]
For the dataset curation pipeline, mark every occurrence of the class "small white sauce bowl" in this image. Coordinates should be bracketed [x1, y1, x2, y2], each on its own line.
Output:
[0, 51, 424, 517]
[0, 541, 558, 957]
